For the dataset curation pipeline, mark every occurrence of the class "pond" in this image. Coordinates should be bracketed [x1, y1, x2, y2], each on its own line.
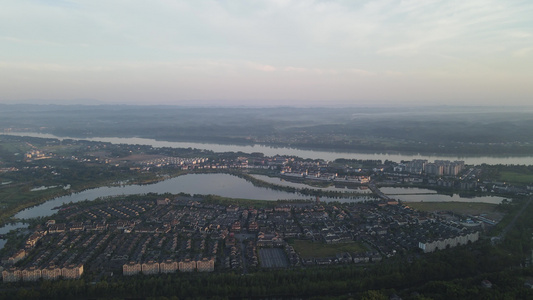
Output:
[381, 187, 506, 204]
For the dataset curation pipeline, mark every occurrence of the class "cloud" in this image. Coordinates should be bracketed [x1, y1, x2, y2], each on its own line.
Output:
[0, 61, 112, 72]
[347, 69, 375, 76]
[247, 62, 277, 72]
[514, 47, 533, 57]
[284, 66, 307, 72]
[1, 0, 533, 106]
[384, 71, 404, 77]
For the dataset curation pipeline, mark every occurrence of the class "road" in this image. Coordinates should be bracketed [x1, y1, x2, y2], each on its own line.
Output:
[368, 182, 392, 201]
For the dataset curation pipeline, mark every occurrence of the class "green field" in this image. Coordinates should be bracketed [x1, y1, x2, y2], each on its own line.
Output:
[289, 239, 367, 259]
[407, 201, 498, 215]
[499, 171, 533, 185]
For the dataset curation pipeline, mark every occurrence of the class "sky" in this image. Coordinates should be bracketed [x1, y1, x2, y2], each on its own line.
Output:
[1, 0, 532, 107]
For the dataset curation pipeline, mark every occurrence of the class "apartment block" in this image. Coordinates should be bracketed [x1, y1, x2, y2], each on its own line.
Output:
[159, 260, 178, 274]
[179, 259, 196, 272]
[196, 257, 215, 272]
[142, 260, 160, 275]
[22, 266, 42, 282]
[42, 265, 62, 280]
[2, 268, 22, 282]
[123, 261, 141, 276]
[62, 264, 84, 279]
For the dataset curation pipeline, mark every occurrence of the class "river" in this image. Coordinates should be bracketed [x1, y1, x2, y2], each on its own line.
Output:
[3, 132, 533, 165]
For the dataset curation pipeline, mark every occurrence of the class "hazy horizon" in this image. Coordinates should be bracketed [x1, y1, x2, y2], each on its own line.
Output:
[2, 101, 533, 110]
[1, 0, 532, 107]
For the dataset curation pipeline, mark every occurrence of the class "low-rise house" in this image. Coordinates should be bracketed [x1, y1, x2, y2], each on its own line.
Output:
[257, 232, 284, 247]
[156, 198, 171, 205]
[48, 223, 66, 234]
[336, 252, 353, 264]
[69, 222, 85, 231]
[315, 258, 334, 265]
[25, 231, 46, 249]
[8, 249, 26, 265]
[353, 253, 370, 263]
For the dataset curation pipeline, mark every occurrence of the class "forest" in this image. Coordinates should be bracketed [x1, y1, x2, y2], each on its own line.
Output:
[2, 104, 533, 155]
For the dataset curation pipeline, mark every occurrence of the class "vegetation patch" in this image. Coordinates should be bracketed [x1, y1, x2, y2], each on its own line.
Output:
[203, 194, 279, 208]
[289, 239, 367, 259]
[407, 201, 498, 216]
[499, 171, 533, 185]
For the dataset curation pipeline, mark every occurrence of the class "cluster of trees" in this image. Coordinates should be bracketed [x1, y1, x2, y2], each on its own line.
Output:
[2, 242, 533, 299]
[479, 164, 533, 186]
[235, 171, 375, 200]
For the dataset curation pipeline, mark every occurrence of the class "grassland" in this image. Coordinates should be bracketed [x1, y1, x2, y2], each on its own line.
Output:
[498, 171, 533, 185]
[406, 201, 498, 215]
[289, 239, 368, 259]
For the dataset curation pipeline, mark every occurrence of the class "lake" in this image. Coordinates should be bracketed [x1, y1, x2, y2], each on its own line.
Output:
[0, 222, 28, 250]
[13, 173, 320, 220]
[11, 173, 507, 220]
[0, 173, 508, 250]
[3, 132, 533, 165]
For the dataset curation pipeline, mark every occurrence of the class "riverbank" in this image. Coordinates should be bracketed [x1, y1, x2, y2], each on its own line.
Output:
[0, 170, 186, 227]
[5, 132, 533, 165]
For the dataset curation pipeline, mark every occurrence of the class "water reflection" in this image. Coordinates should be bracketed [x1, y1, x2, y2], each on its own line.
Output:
[251, 174, 372, 193]
[0, 222, 28, 250]
[1, 175, 507, 249]
[382, 187, 505, 204]
[14, 174, 320, 220]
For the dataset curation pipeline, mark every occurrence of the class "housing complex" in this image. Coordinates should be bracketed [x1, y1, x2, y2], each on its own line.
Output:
[1, 196, 482, 282]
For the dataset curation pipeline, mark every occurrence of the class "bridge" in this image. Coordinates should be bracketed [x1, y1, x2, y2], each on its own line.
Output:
[368, 182, 392, 201]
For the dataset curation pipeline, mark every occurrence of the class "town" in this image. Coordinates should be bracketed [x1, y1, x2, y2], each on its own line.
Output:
[7, 135, 532, 196]
[0, 134, 532, 295]
[2, 194, 483, 282]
